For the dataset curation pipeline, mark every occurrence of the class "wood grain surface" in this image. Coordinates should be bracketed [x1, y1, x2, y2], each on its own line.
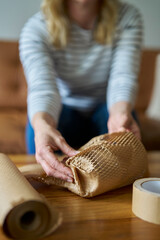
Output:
[0, 152, 160, 240]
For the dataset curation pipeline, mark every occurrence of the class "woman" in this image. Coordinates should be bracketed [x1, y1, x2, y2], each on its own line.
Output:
[19, 0, 143, 183]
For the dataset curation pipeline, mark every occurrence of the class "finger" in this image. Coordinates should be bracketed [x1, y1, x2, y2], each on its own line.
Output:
[118, 127, 129, 132]
[108, 126, 117, 134]
[62, 156, 69, 164]
[120, 125, 141, 140]
[109, 126, 129, 134]
[40, 160, 73, 183]
[41, 147, 74, 178]
[108, 128, 116, 134]
[108, 126, 124, 133]
[128, 120, 141, 140]
[135, 131, 141, 140]
[132, 126, 141, 140]
[55, 136, 79, 157]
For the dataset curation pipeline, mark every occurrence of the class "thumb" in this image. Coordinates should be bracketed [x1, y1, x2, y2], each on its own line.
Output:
[118, 127, 130, 133]
[59, 139, 79, 157]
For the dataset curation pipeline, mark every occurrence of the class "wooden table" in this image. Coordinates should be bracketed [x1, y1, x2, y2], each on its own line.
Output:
[1, 152, 160, 240]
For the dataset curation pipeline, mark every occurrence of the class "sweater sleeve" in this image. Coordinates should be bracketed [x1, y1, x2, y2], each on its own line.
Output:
[19, 13, 62, 125]
[107, 3, 144, 110]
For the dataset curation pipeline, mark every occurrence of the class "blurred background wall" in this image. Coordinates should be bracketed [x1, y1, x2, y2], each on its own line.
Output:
[0, 0, 160, 49]
[0, 0, 159, 153]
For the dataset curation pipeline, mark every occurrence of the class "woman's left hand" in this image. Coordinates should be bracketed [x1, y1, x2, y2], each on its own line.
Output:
[108, 102, 141, 139]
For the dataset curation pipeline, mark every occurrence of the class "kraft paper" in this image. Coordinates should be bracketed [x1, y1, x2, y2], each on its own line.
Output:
[20, 132, 147, 198]
[0, 154, 62, 240]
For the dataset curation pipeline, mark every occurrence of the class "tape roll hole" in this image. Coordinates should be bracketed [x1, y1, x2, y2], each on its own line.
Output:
[20, 211, 40, 231]
[142, 181, 160, 194]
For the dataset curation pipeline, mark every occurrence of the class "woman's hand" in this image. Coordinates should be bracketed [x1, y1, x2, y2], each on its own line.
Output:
[32, 112, 78, 182]
[108, 102, 141, 139]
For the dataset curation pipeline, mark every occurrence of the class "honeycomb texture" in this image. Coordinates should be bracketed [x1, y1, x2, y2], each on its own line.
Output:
[27, 132, 147, 198]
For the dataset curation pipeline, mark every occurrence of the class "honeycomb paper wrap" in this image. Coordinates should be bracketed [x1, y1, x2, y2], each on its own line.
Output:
[0, 154, 62, 240]
[20, 132, 148, 198]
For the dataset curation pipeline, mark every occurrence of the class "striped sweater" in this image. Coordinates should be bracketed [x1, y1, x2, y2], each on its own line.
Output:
[19, 1, 143, 124]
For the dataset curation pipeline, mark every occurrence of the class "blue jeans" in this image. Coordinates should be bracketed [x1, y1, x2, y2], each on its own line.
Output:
[26, 104, 138, 154]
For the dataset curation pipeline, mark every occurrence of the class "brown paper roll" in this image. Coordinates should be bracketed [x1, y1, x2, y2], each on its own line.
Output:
[132, 178, 160, 225]
[0, 154, 62, 239]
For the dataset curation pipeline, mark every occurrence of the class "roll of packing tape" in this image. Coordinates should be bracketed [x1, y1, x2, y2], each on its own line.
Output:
[132, 178, 160, 225]
[0, 154, 62, 239]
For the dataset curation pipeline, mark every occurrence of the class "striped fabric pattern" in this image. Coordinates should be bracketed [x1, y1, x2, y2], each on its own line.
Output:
[19, 2, 143, 124]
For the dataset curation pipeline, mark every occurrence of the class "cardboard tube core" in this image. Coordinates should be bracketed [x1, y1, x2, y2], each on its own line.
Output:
[3, 201, 50, 239]
[20, 211, 37, 230]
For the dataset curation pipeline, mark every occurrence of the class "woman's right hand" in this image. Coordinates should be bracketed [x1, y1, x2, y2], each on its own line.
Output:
[32, 112, 78, 183]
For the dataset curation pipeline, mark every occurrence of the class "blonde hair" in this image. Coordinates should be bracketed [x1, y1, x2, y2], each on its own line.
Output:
[42, 0, 118, 49]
